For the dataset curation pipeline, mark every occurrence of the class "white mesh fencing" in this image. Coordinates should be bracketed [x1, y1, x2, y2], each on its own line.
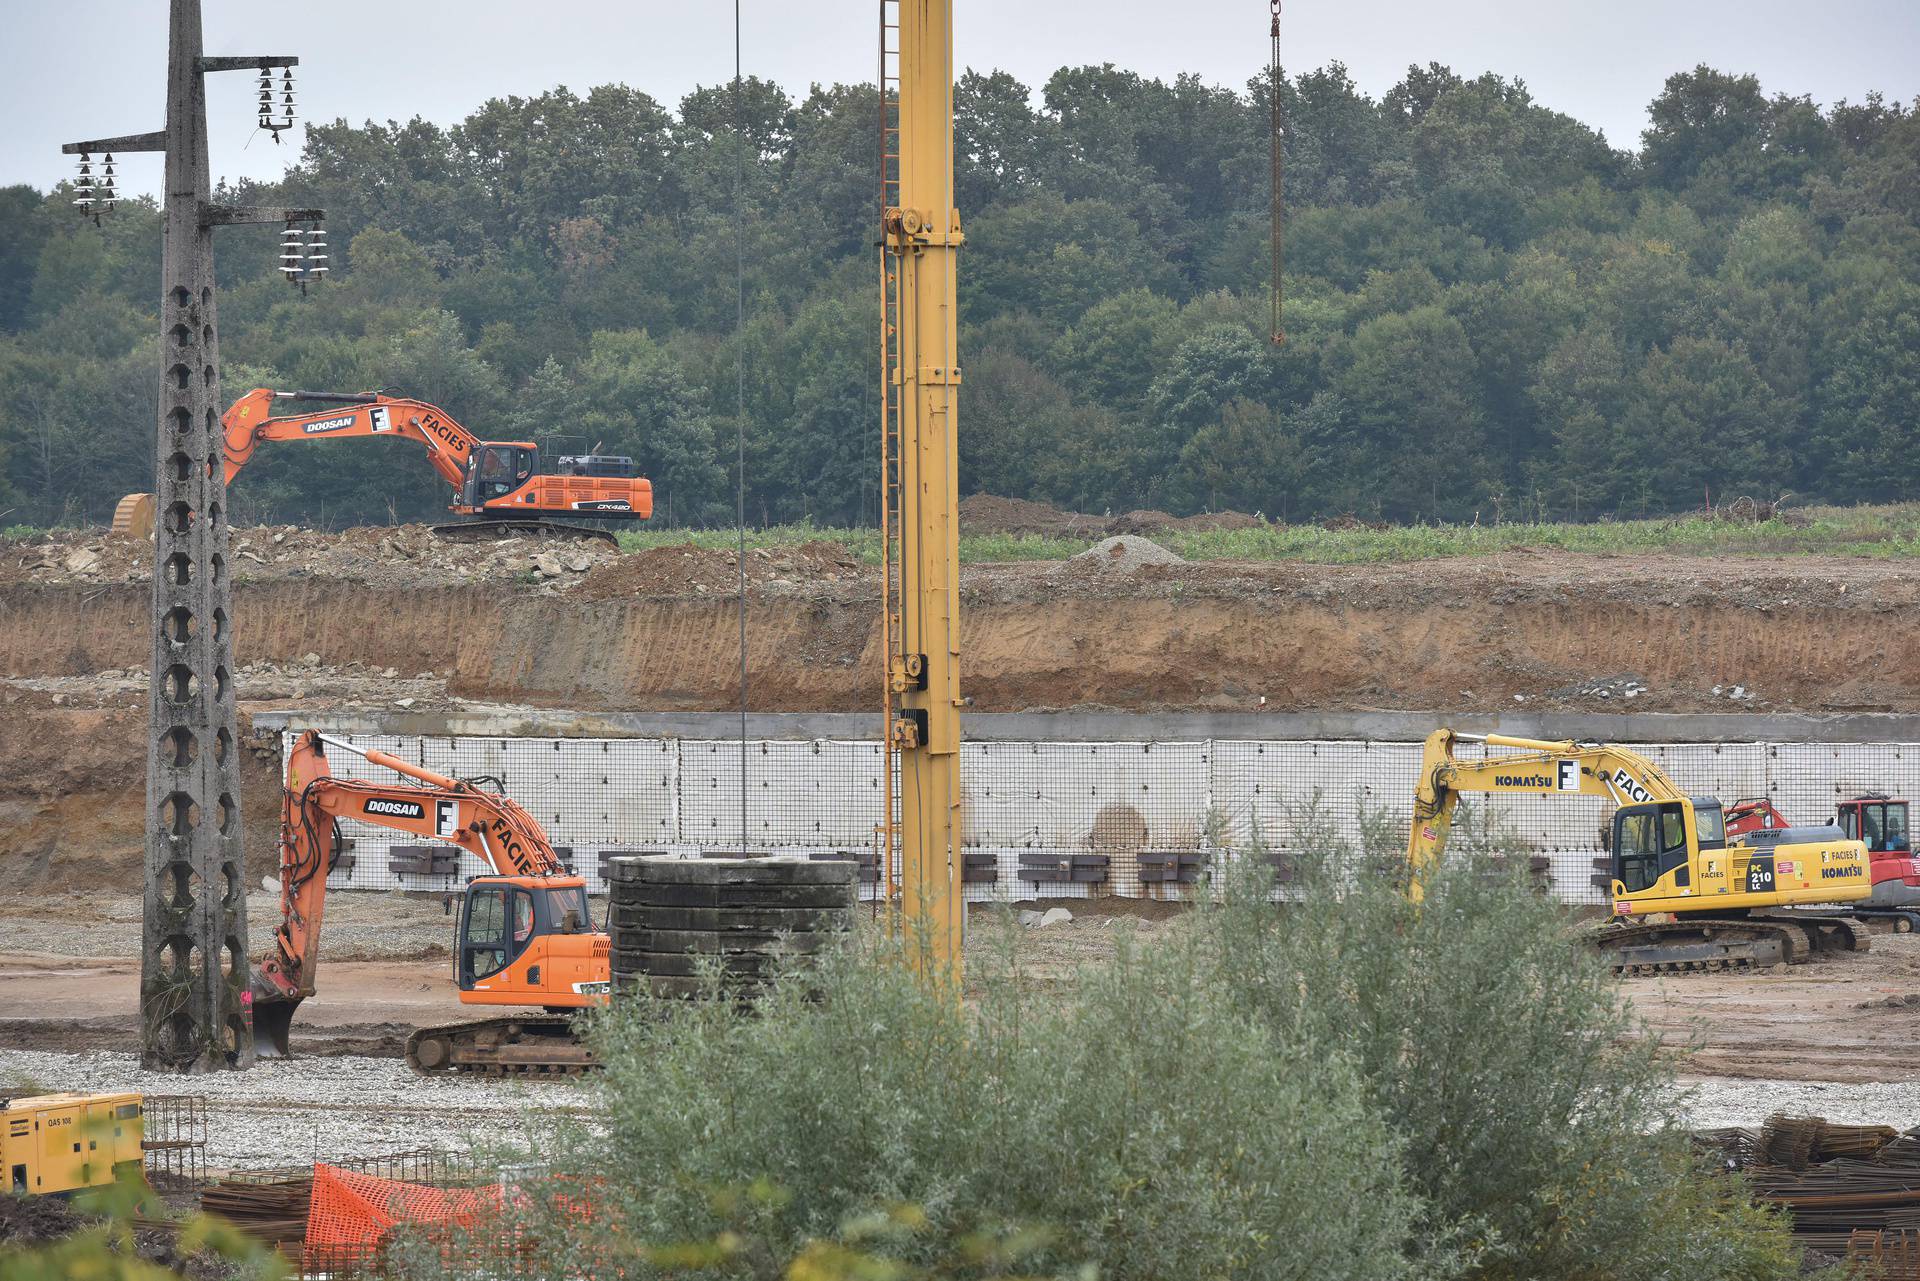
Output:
[289, 732, 1920, 905]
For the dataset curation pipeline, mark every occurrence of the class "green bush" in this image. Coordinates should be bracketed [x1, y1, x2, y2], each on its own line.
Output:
[1192, 818, 1800, 1281]
[508, 925, 1413, 1280]
[478, 823, 1798, 1281]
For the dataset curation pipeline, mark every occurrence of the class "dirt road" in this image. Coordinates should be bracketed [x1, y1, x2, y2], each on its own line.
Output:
[1624, 932, 1920, 1083]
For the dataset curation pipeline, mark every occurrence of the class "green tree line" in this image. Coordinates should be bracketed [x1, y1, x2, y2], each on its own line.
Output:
[0, 61, 1915, 528]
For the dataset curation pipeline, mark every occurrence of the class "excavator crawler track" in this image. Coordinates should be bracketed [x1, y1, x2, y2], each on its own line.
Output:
[404, 1015, 599, 1076]
[1592, 912, 1869, 977]
[428, 519, 618, 546]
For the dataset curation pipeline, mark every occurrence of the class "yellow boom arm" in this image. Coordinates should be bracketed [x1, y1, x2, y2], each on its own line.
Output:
[1408, 730, 1685, 893]
[1408, 728, 1871, 916]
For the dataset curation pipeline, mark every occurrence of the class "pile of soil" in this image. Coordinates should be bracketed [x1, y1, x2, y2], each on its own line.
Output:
[574, 540, 865, 600]
[958, 493, 1110, 538]
[0, 1190, 81, 1244]
[959, 494, 1266, 539]
[1110, 509, 1265, 535]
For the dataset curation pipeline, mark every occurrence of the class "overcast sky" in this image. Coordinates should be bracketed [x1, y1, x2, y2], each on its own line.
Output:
[9, 0, 1918, 198]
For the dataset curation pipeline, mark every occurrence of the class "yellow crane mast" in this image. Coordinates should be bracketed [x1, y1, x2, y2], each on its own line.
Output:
[879, 0, 965, 984]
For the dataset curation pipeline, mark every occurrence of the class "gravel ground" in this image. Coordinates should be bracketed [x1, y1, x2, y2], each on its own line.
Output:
[0, 1048, 589, 1171]
[1680, 1077, 1920, 1130]
[6, 1044, 1910, 1175]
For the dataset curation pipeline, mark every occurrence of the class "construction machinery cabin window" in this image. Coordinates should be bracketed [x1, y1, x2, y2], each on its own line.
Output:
[1615, 802, 1689, 893]
[460, 885, 534, 982]
[1848, 801, 1909, 852]
[546, 885, 590, 933]
[476, 445, 535, 500]
[1694, 800, 1727, 849]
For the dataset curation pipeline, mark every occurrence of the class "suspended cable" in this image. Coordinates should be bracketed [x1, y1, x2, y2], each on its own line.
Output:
[1270, 0, 1286, 345]
[734, 0, 749, 855]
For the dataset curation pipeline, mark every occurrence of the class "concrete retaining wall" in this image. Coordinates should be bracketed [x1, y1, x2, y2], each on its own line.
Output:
[271, 712, 1920, 908]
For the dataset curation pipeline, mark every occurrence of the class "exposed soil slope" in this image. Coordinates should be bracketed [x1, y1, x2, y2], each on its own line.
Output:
[5, 527, 1919, 716]
[6, 525, 1918, 889]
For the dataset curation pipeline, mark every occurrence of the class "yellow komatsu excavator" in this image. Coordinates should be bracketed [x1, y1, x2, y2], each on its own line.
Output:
[1409, 730, 1875, 973]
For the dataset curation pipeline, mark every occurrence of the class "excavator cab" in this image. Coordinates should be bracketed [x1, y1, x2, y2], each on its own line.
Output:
[1609, 799, 1725, 894]
[467, 444, 539, 504]
[454, 875, 604, 1007]
[1838, 796, 1911, 856]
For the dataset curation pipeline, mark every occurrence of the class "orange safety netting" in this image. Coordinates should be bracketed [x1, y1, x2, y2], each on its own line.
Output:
[304, 1161, 505, 1267]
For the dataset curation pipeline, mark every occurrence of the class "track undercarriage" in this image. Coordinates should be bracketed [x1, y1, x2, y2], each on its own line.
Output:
[404, 1014, 599, 1075]
[428, 518, 618, 546]
[1593, 911, 1870, 976]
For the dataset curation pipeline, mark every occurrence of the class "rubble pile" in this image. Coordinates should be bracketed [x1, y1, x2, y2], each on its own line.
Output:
[1547, 673, 1652, 702]
[0, 524, 623, 591]
[1056, 535, 1186, 577]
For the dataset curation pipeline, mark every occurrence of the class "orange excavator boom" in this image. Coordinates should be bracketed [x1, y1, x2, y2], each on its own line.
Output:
[217, 388, 654, 522]
[222, 388, 476, 490]
[250, 730, 607, 1058]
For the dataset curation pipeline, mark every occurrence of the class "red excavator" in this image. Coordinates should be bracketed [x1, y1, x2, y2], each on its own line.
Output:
[112, 388, 653, 543]
[1724, 793, 1920, 930]
[251, 729, 611, 1073]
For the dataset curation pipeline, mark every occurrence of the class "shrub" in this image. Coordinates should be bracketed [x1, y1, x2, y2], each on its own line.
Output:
[473, 820, 1799, 1281]
[1192, 817, 1800, 1281]
[507, 925, 1415, 1280]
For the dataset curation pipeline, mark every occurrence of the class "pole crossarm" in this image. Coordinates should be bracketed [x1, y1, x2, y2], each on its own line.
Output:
[197, 54, 298, 72]
[202, 204, 324, 226]
[63, 132, 167, 155]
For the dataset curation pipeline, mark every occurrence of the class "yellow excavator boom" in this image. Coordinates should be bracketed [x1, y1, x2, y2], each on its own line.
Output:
[1409, 730, 1684, 890]
[881, 0, 965, 986]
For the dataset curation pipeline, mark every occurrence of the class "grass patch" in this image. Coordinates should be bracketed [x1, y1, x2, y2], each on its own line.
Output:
[617, 503, 1920, 566]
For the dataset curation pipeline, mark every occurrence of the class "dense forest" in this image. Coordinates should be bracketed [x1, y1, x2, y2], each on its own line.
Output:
[0, 61, 1916, 528]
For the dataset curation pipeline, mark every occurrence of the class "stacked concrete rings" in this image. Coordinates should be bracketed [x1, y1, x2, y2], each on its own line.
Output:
[603, 856, 856, 998]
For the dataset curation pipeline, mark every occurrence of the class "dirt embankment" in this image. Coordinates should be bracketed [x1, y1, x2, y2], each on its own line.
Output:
[6, 525, 1920, 892]
[0, 696, 285, 894]
[7, 528, 1920, 716]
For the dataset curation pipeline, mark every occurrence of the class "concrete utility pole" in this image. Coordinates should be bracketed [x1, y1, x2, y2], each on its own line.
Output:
[62, 0, 323, 1072]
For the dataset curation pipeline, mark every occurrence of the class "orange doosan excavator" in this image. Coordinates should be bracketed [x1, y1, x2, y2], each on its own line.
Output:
[112, 388, 653, 542]
[251, 729, 611, 1074]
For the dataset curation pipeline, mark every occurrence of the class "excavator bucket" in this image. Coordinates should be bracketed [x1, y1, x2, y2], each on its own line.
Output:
[111, 492, 154, 540]
[250, 975, 302, 1058]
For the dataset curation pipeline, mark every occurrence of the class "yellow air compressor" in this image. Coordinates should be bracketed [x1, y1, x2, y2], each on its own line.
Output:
[2, 1092, 144, 1196]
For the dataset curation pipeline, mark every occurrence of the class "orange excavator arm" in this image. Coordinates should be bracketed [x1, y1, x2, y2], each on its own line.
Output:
[214, 387, 653, 523]
[221, 388, 478, 490]
[249, 729, 570, 1053]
